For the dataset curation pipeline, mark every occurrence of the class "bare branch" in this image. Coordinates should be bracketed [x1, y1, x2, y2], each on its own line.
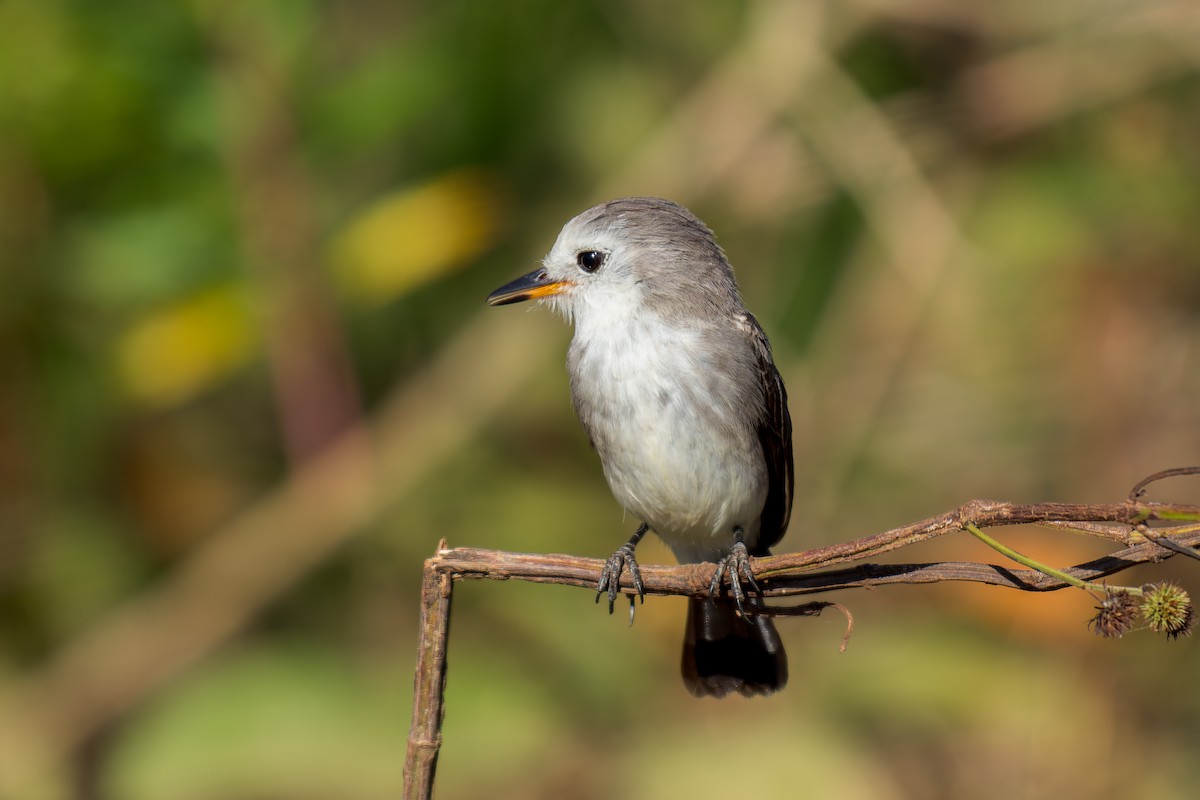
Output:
[403, 550, 454, 800]
[430, 499, 1200, 599]
[1129, 466, 1200, 500]
[403, 490, 1200, 798]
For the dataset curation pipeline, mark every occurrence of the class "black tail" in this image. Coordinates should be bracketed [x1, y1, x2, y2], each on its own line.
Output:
[681, 598, 787, 698]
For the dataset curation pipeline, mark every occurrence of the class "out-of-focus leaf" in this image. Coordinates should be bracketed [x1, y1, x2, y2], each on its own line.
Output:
[0, 2, 76, 131]
[72, 207, 228, 309]
[115, 284, 256, 406]
[329, 169, 501, 306]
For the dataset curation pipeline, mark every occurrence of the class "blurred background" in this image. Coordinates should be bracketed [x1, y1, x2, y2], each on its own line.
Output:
[1, 0, 1199, 797]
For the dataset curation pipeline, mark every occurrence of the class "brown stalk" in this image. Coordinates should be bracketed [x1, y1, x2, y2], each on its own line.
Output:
[403, 490, 1200, 798]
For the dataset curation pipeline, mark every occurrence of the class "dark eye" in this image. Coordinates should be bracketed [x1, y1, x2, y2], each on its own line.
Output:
[576, 250, 605, 273]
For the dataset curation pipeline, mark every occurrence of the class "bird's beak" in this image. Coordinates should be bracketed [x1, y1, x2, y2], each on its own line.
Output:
[486, 268, 571, 306]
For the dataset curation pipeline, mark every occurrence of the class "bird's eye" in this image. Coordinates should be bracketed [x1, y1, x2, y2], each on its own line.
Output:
[576, 250, 605, 273]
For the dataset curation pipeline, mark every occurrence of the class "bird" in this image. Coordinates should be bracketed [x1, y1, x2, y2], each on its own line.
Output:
[487, 197, 793, 697]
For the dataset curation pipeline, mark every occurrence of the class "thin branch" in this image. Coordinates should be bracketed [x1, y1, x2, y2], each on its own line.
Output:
[1139, 527, 1200, 562]
[1034, 519, 1137, 543]
[962, 522, 1108, 593]
[402, 492, 1200, 798]
[403, 550, 454, 800]
[1129, 466, 1200, 500]
[428, 509, 1200, 601]
[421, 500, 1200, 600]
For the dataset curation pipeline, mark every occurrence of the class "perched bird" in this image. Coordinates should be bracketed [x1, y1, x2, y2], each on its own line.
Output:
[487, 197, 793, 697]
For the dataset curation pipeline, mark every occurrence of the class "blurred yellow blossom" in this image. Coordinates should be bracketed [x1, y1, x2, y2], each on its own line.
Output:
[116, 285, 256, 406]
[330, 169, 501, 306]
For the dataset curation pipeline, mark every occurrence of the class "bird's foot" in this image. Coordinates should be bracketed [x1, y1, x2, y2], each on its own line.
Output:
[708, 530, 761, 617]
[597, 523, 648, 625]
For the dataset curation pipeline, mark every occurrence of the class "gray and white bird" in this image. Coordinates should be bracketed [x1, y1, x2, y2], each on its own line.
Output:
[487, 197, 793, 697]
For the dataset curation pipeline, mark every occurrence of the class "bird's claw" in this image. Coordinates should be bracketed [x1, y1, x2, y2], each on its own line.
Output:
[708, 540, 761, 617]
[596, 542, 645, 622]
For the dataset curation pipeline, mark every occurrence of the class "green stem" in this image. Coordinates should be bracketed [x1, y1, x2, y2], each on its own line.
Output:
[963, 523, 1139, 596]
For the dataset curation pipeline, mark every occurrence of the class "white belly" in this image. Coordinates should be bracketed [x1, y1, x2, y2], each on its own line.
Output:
[568, 313, 766, 563]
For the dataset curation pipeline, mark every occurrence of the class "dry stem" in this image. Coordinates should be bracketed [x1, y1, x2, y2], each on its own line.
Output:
[403, 493, 1200, 798]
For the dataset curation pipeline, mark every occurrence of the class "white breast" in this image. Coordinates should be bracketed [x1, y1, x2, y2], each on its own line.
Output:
[568, 302, 766, 563]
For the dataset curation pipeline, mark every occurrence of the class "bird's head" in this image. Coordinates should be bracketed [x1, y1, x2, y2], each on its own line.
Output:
[486, 197, 738, 324]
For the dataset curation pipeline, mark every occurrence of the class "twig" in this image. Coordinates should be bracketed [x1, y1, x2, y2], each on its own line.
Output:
[1139, 527, 1200, 562]
[1129, 466, 1200, 500]
[1035, 519, 1137, 543]
[759, 601, 856, 653]
[403, 493, 1200, 797]
[962, 522, 1116, 594]
[403, 547, 454, 800]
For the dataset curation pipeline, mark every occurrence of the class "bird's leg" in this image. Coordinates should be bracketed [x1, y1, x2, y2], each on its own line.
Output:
[597, 522, 648, 622]
[708, 526, 762, 617]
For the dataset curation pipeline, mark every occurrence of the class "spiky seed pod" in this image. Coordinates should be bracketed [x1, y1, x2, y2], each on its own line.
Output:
[1088, 589, 1139, 639]
[1141, 582, 1196, 640]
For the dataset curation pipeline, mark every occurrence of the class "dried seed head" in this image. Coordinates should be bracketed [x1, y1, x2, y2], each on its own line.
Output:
[1141, 582, 1196, 640]
[1088, 589, 1139, 639]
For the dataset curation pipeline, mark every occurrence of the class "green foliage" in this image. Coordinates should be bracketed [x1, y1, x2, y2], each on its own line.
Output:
[1, 1, 1199, 798]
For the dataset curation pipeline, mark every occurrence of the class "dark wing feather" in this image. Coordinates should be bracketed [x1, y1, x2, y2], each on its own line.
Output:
[743, 313, 793, 554]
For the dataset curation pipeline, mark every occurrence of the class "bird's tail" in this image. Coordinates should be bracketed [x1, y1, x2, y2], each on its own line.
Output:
[682, 598, 787, 698]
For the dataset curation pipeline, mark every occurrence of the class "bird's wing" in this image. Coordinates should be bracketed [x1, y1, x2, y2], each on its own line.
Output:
[740, 313, 793, 553]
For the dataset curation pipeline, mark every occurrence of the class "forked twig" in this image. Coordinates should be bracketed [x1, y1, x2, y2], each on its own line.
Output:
[403, 478, 1200, 799]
